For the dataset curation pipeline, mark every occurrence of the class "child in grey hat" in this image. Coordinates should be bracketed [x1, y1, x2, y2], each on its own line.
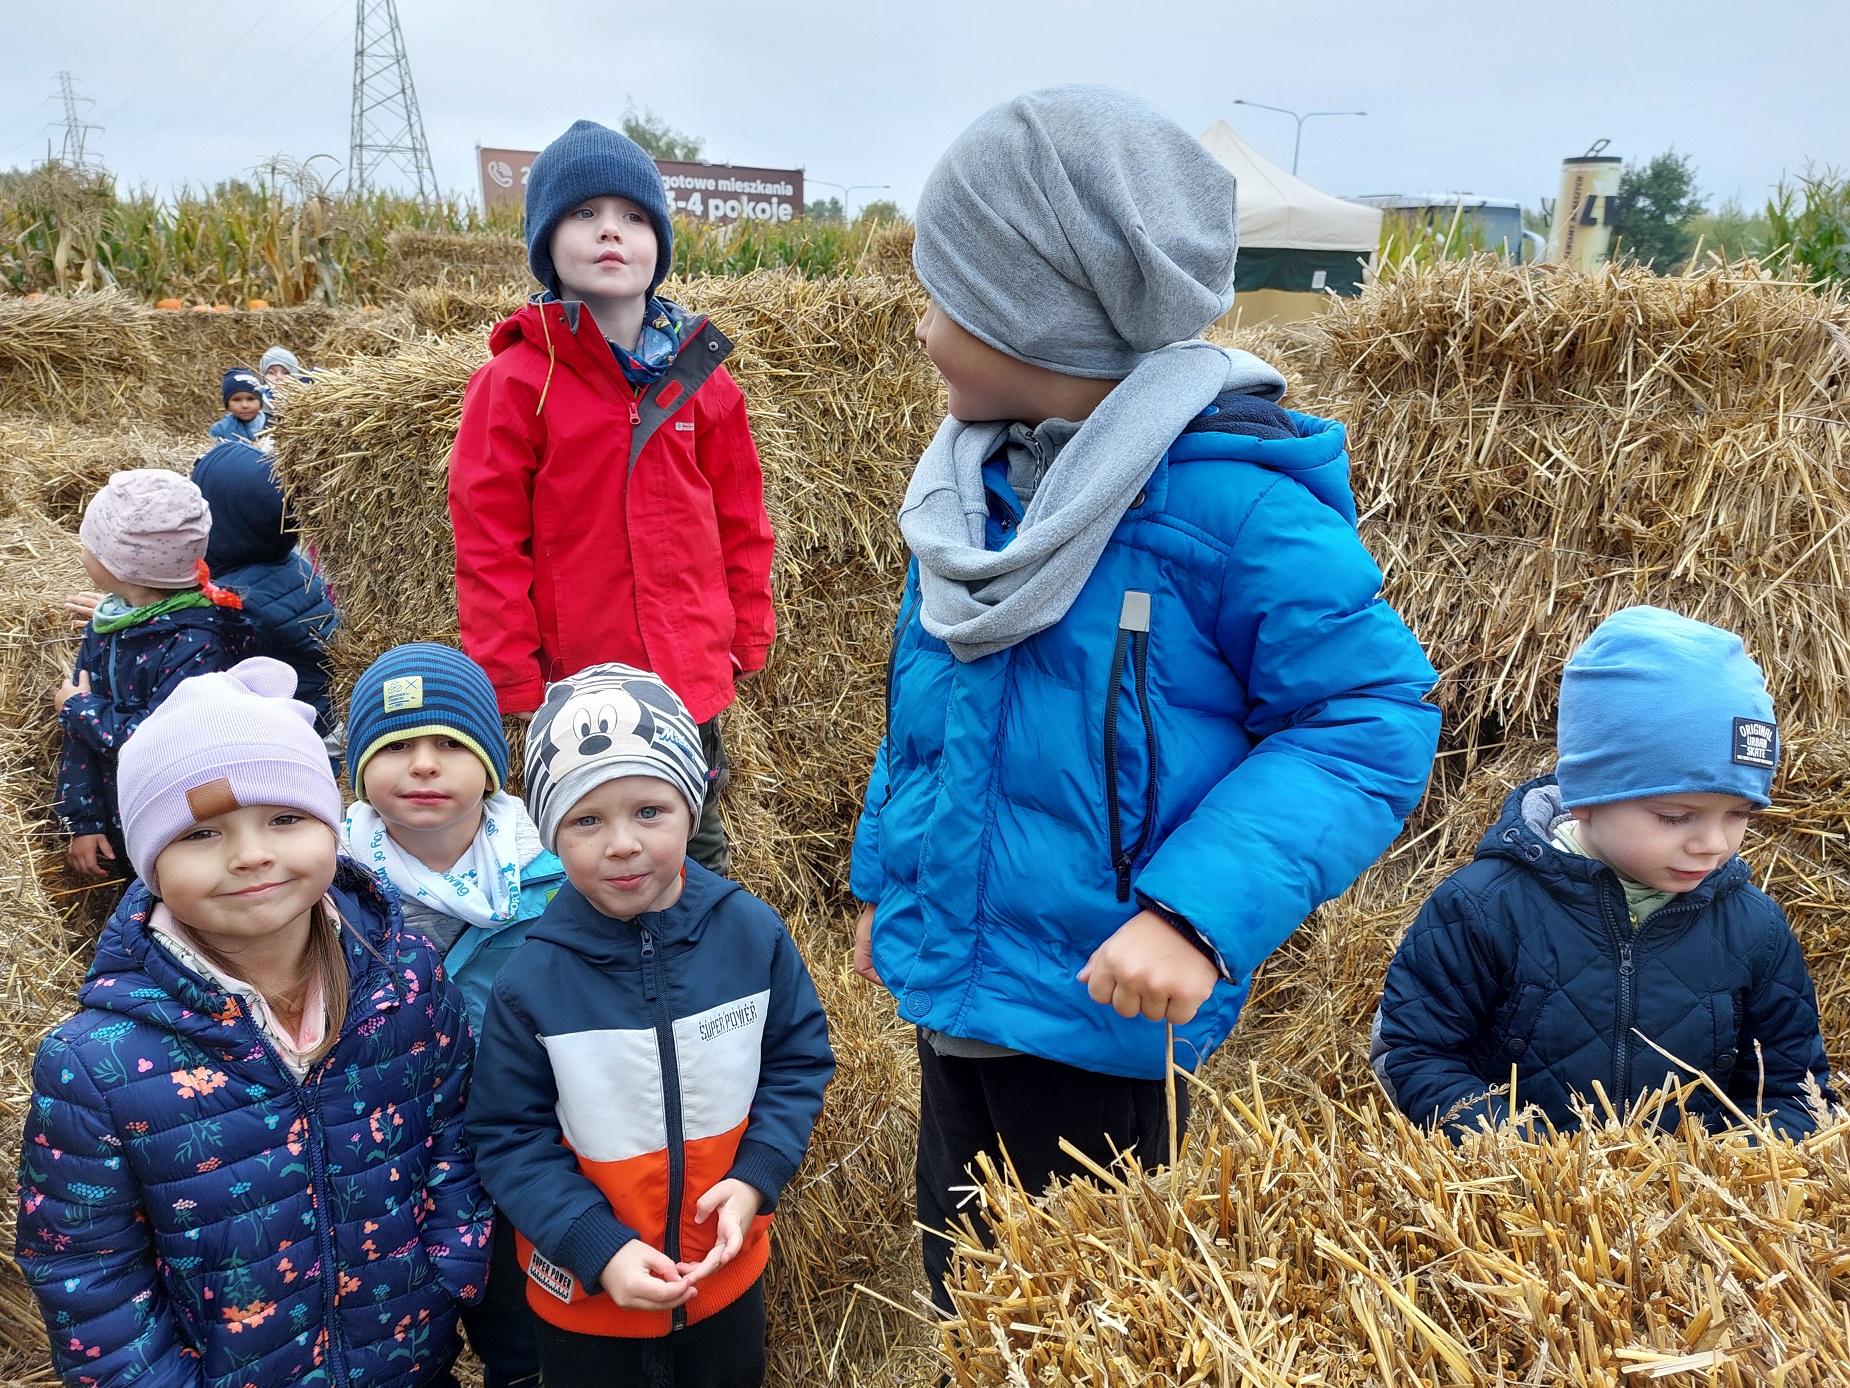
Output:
[848, 85, 1440, 1312]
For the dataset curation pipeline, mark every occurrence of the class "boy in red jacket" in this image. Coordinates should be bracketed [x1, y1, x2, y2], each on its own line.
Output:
[448, 119, 775, 875]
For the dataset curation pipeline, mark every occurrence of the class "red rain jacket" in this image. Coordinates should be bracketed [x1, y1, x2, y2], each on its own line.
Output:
[449, 298, 775, 721]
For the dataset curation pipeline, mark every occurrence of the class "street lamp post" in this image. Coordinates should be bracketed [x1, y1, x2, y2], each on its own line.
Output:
[1230, 100, 1366, 176]
[808, 179, 892, 219]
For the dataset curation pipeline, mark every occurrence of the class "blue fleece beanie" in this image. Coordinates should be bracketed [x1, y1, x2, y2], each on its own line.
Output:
[222, 368, 264, 407]
[524, 120, 673, 296]
[1556, 606, 1778, 809]
[346, 643, 511, 795]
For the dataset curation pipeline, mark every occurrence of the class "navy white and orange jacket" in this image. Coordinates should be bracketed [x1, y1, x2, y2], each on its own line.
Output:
[463, 861, 832, 1336]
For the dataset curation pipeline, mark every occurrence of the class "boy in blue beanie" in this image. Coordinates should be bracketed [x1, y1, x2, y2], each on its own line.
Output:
[341, 642, 567, 1388]
[209, 367, 269, 448]
[847, 85, 1440, 1312]
[448, 119, 773, 879]
[1374, 606, 1833, 1139]
[191, 440, 339, 733]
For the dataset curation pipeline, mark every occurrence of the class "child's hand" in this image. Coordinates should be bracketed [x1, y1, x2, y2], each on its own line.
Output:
[852, 901, 881, 984]
[55, 669, 91, 712]
[513, 710, 535, 725]
[1078, 910, 1218, 1025]
[598, 1239, 696, 1311]
[679, 1178, 763, 1283]
[67, 833, 116, 880]
[64, 591, 103, 624]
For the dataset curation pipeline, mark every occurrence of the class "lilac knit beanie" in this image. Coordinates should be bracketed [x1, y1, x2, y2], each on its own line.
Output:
[117, 657, 343, 891]
[79, 469, 212, 589]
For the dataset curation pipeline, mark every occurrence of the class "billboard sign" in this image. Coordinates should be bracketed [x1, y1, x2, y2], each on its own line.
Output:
[477, 147, 803, 226]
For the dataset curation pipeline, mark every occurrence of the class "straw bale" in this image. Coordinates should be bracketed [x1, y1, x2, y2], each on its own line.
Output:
[139, 302, 338, 433]
[854, 222, 916, 279]
[0, 419, 197, 525]
[309, 307, 416, 364]
[0, 291, 155, 420]
[387, 230, 531, 290]
[939, 1072, 1850, 1386]
[1299, 257, 1850, 742]
[399, 278, 528, 338]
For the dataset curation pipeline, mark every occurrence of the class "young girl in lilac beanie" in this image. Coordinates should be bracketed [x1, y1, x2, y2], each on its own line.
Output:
[18, 657, 489, 1388]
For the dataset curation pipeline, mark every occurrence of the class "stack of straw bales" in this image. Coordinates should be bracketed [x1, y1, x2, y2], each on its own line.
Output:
[0, 290, 343, 435]
[939, 1071, 1850, 1386]
[1303, 259, 1850, 742]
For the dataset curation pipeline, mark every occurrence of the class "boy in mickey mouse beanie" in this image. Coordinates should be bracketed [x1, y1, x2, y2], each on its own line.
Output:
[465, 663, 831, 1385]
[1374, 606, 1832, 1140]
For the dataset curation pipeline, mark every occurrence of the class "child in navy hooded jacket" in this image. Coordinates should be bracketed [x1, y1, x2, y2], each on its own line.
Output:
[1373, 607, 1833, 1138]
[192, 440, 339, 732]
[465, 663, 830, 1386]
[209, 368, 269, 447]
[58, 469, 252, 880]
[848, 86, 1439, 1312]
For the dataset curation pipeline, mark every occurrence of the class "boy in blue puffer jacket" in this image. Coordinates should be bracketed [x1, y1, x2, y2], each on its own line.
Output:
[847, 85, 1440, 1311]
[192, 440, 339, 733]
[1372, 607, 1833, 1139]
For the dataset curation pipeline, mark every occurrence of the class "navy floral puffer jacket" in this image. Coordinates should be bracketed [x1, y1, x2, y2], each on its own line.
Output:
[16, 863, 489, 1388]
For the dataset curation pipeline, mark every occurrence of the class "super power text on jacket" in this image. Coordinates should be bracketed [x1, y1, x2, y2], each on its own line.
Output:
[16, 864, 489, 1388]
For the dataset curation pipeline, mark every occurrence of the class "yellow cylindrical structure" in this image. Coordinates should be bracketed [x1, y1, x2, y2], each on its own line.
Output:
[1545, 156, 1623, 269]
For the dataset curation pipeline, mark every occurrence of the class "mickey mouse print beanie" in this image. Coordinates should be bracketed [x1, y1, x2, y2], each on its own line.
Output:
[523, 663, 708, 852]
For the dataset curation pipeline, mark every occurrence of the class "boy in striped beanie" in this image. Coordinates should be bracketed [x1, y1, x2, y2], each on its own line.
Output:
[340, 641, 562, 1388]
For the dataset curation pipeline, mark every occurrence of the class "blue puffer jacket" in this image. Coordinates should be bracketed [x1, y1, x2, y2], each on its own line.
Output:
[1372, 777, 1835, 1137]
[193, 441, 340, 733]
[851, 401, 1440, 1080]
[17, 865, 490, 1388]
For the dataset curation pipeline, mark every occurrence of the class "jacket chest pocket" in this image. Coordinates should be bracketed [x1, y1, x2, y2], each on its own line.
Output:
[1491, 982, 1549, 1063]
[1104, 591, 1159, 903]
[1708, 990, 1742, 1080]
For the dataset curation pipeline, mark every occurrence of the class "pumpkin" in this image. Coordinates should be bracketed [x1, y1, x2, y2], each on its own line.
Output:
[246, 298, 270, 311]
[156, 298, 184, 310]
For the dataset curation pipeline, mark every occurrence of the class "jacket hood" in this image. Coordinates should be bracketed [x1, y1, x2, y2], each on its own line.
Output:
[488, 294, 707, 364]
[1474, 774, 1748, 908]
[525, 859, 743, 964]
[1167, 405, 1358, 526]
[193, 440, 297, 569]
[81, 860, 405, 1030]
[105, 602, 250, 640]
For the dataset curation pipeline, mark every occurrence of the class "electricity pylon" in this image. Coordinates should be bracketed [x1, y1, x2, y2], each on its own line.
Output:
[54, 71, 104, 170]
[346, 0, 437, 201]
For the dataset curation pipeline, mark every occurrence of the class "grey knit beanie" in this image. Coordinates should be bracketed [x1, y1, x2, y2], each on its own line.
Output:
[913, 84, 1240, 380]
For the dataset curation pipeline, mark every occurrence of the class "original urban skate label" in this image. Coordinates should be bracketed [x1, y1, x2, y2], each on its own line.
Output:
[1732, 717, 1777, 770]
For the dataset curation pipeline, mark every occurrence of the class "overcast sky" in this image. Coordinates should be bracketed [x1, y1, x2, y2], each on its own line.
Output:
[5, 1, 1845, 217]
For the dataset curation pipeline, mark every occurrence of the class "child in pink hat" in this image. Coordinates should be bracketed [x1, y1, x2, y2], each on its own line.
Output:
[56, 468, 252, 880]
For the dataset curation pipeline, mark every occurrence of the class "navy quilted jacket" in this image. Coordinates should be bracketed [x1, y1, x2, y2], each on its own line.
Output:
[1372, 777, 1834, 1138]
[56, 605, 254, 838]
[17, 864, 489, 1388]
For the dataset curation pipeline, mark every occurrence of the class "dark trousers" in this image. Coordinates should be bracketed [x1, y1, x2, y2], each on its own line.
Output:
[534, 1276, 766, 1388]
[462, 1214, 540, 1388]
[915, 1033, 1188, 1315]
[685, 717, 731, 877]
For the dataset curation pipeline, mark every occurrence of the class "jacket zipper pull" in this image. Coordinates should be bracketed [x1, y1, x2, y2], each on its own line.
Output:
[639, 928, 657, 1001]
[629, 392, 642, 427]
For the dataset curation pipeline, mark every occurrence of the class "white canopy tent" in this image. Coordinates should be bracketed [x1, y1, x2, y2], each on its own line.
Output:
[1197, 120, 1380, 298]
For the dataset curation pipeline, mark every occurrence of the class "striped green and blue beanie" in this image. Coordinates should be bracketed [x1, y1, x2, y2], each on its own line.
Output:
[346, 642, 510, 795]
